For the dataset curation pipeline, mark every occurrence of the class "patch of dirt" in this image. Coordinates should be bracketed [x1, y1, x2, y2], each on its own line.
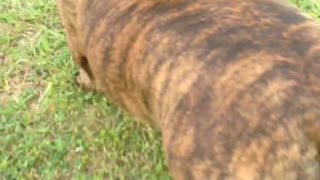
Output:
[19, 26, 41, 48]
[0, 22, 12, 34]
[0, 55, 5, 65]
[0, 22, 43, 107]
[0, 56, 41, 106]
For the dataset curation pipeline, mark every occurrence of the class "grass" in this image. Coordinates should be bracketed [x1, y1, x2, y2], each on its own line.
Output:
[0, 0, 319, 179]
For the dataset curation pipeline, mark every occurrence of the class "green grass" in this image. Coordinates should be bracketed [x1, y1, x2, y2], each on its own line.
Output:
[0, 1, 167, 179]
[0, 0, 319, 179]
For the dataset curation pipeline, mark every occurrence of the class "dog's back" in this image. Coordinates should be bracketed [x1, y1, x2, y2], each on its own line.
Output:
[57, 0, 320, 179]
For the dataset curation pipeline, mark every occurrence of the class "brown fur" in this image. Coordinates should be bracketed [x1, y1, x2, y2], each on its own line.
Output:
[57, 0, 320, 179]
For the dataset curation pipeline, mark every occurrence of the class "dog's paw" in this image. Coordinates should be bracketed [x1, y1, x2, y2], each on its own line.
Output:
[76, 68, 95, 91]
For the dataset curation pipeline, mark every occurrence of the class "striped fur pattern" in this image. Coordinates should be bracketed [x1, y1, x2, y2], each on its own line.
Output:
[57, 0, 320, 179]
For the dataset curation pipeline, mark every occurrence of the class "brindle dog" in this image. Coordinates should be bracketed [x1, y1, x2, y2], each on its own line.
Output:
[57, 0, 320, 179]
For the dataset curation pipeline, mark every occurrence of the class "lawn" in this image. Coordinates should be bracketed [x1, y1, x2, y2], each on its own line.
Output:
[0, 0, 319, 179]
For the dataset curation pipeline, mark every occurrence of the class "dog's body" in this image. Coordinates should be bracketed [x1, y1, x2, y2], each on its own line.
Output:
[57, 0, 320, 179]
